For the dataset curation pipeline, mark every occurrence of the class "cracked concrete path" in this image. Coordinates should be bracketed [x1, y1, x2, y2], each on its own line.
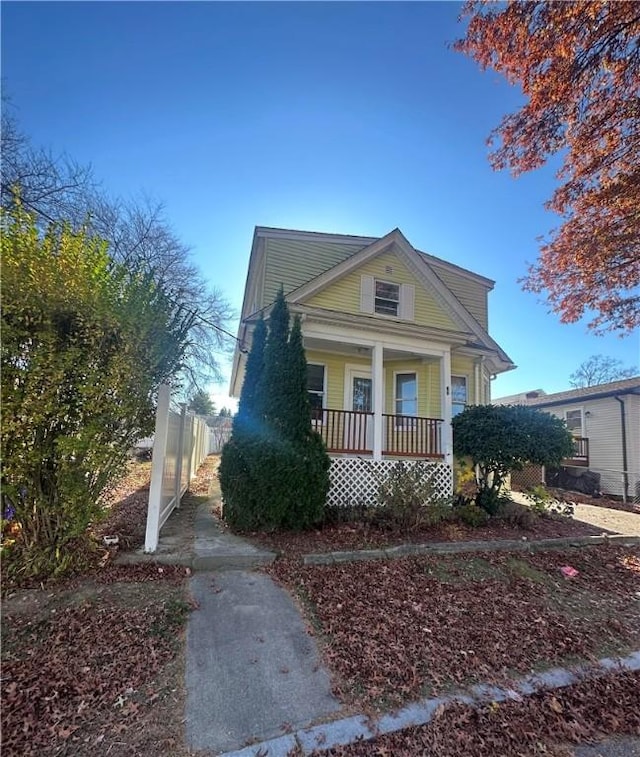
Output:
[185, 570, 340, 755]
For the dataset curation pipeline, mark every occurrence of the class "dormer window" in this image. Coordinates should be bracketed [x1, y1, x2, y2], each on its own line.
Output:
[374, 280, 400, 316]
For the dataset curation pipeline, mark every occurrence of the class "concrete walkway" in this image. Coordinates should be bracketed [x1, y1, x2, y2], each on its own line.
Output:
[191, 503, 277, 571]
[116, 500, 277, 570]
[185, 570, 341, 755]
[124, 496, 341, 754]
[509, 491, 640, 536]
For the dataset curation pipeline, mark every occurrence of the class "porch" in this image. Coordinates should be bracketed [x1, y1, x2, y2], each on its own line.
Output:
[302, 325, 488, 467]
[563, 436, 589, 468]
[312, 408, 443, 459]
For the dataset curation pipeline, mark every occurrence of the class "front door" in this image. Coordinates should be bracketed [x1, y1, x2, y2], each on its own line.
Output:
[345, 369, 373, 452]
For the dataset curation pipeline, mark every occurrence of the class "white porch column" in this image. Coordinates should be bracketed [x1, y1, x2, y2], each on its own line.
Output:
[441, 350, 453, 466]
[372, 341, 384, 461]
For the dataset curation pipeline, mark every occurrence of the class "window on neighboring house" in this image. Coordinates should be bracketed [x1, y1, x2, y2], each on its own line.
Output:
[395, 373, 417, 417]
[565, 409, 583, 436]
[451, 376, 467, 417]
[307, 364, 325, 421]
[375, 280, 400, 317]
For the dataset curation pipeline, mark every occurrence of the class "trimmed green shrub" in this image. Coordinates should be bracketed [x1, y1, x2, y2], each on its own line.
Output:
[453, 404, 574, 514]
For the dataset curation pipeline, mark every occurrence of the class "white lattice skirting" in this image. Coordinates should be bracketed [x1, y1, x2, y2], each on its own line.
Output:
[327, 457, 453, 508]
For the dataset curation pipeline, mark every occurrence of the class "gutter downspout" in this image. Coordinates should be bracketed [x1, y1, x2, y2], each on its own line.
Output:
[614, 396, 629, 503]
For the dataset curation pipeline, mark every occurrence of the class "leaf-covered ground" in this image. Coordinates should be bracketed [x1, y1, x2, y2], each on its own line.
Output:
[1, 567, 193, 757]
[95, 460, 153, 550]
[96, 453, 219, 551]
[1, 456, 221, 757]
[267, 546, 640, 711]
[308, 670, 640, 756]
[249, 514, 605, 557]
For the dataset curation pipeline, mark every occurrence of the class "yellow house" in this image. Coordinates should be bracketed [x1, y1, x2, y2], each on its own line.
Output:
[230, 227, 515, 501]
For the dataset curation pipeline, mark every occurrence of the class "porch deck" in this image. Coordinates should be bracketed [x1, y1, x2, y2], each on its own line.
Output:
[563, 436, 589, 467]
[312, 408, 444, 459]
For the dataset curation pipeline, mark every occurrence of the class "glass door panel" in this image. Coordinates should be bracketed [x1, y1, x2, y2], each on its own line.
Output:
[352, 377, 372, 413]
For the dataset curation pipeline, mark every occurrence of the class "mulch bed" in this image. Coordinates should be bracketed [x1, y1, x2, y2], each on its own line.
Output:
[249, 515, 606, 557]
[312, 670, 640, 756]
[267, 545, 640, 711]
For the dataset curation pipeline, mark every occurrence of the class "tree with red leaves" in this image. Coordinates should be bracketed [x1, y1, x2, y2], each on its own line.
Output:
[456, 1, 640, 333]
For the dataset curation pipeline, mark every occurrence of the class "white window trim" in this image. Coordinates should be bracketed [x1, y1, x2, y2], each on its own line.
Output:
[343, 364, 374, 414]
[564, 407, 584, 437]
[360, 275, 415, 321]
[393, 370, 419, 426]
[307, 362, 327, 424]
[451, 374, 468, 417]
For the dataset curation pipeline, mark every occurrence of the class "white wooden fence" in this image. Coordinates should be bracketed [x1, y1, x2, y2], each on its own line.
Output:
[144, 384, 211, 553]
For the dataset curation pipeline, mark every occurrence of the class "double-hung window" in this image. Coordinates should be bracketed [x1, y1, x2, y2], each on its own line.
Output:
[395, 373, 417, 418]
[307, 364, 325, 421]
[565, 409, 583, 436]
[374, 281, 400, 317]
[360, 275, 414, 320]
[451, 376, 467, 417]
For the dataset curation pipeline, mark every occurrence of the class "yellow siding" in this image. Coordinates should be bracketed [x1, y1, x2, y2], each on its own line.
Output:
[306, 351, 441, 417]
[263, 238, 365, 306]
[385, 360, 440, 416]
[306, 251, 458, 331]
[451, 355, 477, 404]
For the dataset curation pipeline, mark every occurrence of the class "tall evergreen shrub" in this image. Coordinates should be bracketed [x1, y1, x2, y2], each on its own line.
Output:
[219, 317, 267, 529]
[219, 291, 330, 530]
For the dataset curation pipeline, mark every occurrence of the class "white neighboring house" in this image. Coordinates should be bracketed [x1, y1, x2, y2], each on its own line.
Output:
[494, 377, 640, 500]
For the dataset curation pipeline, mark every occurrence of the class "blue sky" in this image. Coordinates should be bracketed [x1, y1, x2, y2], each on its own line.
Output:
[3, 1, 638, 408]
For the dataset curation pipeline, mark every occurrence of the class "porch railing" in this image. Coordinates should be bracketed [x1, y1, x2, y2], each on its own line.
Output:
[312, 408, 372, 454]
[383, 413, 443, 458]
[563, 436, 589, 467]
[311, 408, 443, 458]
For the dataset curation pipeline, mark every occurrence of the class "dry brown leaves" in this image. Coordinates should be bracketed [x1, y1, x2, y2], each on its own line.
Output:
[96, 460, 152, 550]
[0, 457, 223, 755]
[187, 453, 220, 496]
[95, 454, 219, 553]
[267, 546, 640, 710]
[1, 573, 191, 756]
[316, 670, 640, 756]
[251, 515, 603, 557]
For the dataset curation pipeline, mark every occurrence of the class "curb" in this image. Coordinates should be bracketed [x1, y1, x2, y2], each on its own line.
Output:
[114, 534, 639, 571]
[114, 550, 277, 571]
[218, 650, 640, 757]
[302, 533, 640, 566]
